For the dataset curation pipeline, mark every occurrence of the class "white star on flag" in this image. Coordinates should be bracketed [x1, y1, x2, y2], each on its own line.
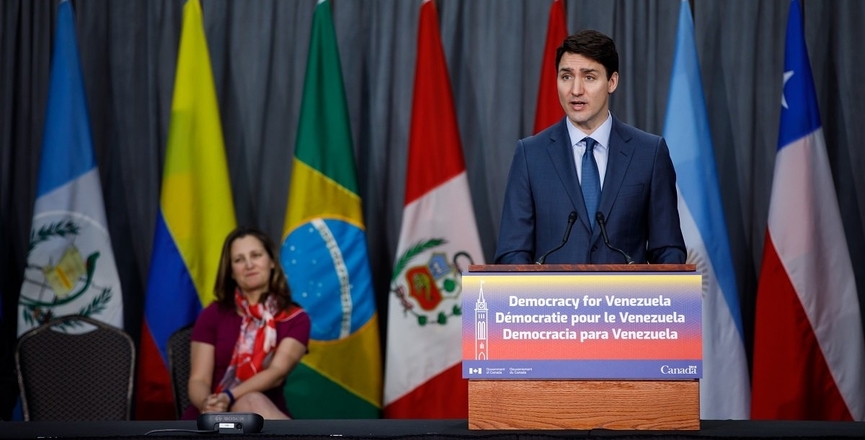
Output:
[781, 70, 794, 109]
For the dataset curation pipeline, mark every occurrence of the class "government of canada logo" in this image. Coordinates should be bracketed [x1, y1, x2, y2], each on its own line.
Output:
[390, 238, 475, 327]
[19, 215, 116, 329]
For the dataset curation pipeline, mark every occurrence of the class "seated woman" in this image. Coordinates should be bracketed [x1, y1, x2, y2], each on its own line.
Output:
[183, 226, 310, 420]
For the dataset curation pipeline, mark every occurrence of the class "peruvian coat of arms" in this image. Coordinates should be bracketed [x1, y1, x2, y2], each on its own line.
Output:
[390, 238, 475, 327]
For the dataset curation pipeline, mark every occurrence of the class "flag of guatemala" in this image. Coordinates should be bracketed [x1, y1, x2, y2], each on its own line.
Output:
[18, 0, 124, 336]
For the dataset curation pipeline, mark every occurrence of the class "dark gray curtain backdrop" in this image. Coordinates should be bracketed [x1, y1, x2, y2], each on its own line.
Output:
[2, 0, 864, 418]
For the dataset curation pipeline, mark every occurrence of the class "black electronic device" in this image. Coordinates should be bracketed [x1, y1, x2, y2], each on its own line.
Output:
[197, 412, 264, 434]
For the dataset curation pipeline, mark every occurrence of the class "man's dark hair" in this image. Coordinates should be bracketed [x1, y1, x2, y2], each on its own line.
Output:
[555, 30, 619, 79]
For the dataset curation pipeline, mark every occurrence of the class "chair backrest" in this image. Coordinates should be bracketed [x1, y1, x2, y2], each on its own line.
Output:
[167, 324, 194, 419]
[15, 315, 135, 421]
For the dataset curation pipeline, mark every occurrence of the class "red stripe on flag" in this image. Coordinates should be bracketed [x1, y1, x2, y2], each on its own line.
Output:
[134, 323, 176, 420]
[404, 0, 466, 205]
[385, 0, 483, 419]
[383, 364, 467, 419]
[533, 0, 567, 134]
[751, 234, 852, 421]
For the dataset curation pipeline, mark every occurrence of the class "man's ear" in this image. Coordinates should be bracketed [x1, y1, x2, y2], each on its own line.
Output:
[607, 71, 619, 94]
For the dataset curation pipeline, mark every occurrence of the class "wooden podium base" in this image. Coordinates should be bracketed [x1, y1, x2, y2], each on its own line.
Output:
[468, 379, 700, 430]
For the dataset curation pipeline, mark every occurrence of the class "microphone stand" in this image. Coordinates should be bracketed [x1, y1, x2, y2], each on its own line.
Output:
[595, 212, 634, 264]
[536, 211, 578, 264]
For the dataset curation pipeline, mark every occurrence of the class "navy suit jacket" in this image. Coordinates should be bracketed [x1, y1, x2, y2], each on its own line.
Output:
[494, 116, 686, 264]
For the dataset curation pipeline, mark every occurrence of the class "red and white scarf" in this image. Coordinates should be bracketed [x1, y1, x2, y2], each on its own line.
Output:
[216, 289, 301, 393]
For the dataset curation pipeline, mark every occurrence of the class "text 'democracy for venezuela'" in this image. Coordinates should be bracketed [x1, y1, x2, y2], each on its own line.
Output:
[462, 271, 702, 380]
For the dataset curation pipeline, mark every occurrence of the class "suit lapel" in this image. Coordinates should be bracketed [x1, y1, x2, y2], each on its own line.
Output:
[599, 117, 635, 220]
[545, 119, 586, 227]
[546, 117, 636, 237]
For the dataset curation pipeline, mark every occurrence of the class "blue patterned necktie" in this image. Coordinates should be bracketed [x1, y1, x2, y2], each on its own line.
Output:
[581, 137, 601, 230]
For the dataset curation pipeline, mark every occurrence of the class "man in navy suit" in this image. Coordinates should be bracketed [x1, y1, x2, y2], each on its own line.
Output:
[495, 30, 686, 265]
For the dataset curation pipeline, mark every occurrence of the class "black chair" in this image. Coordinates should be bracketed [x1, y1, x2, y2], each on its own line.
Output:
[15, 315, 135, 420]
[167, 324, 194, 419]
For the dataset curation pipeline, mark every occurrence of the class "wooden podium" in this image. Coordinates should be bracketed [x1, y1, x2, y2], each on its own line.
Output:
[464, 264, 700, 431]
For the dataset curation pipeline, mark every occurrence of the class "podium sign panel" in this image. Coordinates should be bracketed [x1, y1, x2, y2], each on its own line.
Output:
[461, 271, 702, 380]
[462, 265, 701, 431]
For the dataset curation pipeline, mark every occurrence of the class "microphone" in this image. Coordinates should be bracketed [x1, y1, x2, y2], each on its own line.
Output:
[595, 212, 634, 264]
[536, 211, 578, 264]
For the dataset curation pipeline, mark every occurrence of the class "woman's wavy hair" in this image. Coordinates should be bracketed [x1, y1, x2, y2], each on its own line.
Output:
[213, 226, 294, 311]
